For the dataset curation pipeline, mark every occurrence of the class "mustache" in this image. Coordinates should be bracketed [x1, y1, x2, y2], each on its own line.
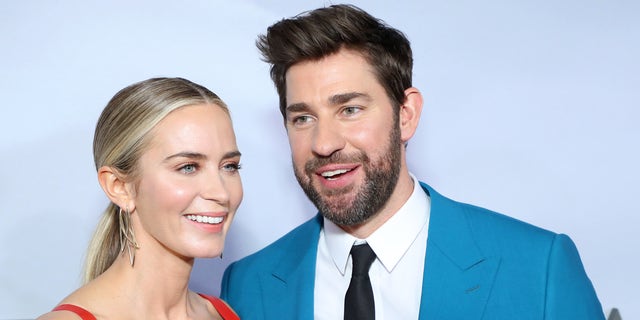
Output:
[304, 152, 368, 174]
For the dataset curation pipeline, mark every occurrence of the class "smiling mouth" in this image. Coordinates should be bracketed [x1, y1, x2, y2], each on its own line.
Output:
[185, 214, 223, 224]
[320, 168, 353, 180]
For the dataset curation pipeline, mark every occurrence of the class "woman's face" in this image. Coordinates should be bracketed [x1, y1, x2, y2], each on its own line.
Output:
[130, 103, 242, 260]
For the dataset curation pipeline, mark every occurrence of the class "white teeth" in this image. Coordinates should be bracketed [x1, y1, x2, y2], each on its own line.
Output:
[186, 215, 223, 224]
[321, 169, 349, 178]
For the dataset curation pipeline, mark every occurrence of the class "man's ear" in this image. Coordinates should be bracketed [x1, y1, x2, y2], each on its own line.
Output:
[97, 166, 134, 211]
[399, 87, 423, 142]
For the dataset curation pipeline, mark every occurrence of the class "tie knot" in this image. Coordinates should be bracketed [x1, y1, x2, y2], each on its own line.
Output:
[350, 243, 376, 276]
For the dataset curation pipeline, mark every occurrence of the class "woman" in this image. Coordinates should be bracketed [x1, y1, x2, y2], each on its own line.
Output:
[38, 77, 241, 320]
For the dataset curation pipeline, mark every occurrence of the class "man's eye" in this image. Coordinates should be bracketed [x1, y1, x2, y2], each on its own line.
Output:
[343, 106, 361, 115]
[292, 115, 313, 125]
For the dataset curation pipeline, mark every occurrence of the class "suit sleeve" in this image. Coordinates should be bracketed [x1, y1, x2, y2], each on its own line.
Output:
[545, 234, 605, 319]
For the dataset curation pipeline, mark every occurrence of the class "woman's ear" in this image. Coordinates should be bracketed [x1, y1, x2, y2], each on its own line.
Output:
[399, 87, 423, 143]
[97, 166, 134, 210]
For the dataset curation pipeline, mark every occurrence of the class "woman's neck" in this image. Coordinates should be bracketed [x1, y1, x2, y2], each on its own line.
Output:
[93, 246, 204, 319]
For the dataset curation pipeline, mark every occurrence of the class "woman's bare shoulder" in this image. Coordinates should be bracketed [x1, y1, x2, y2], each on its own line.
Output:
[35, 283, 98, 320]
[36, 310, 84, 320]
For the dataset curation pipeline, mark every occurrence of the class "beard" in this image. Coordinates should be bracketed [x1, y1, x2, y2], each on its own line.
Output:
[293, 125, 402, 226]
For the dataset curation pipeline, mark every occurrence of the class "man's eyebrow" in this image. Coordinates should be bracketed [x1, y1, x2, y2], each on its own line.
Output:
[285, 92, 372, 115]
[328, 92, 371, 105]
[285, 102, 309, 114]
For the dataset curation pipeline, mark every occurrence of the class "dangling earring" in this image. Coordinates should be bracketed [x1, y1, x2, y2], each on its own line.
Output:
[119, 206, 139, 266]
[220, 252, 223, 260]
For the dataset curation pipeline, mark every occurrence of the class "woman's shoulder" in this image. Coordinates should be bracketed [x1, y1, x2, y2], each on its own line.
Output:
[37, 304, 96, 320]
[36, 281, 104, 320]
[37, 313, 81, 320]
[198, 293, 239, 320]
[37, 311, 80, 320]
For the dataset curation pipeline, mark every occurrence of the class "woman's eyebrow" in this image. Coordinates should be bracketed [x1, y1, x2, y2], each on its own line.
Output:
[222, 151, 242, 160]
[163, 152, 207, 162]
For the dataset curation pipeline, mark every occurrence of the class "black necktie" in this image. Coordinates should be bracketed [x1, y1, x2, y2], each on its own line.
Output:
[344, 243, 377, 320]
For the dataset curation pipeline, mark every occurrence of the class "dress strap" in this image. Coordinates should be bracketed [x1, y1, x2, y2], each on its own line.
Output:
[198, 293, 240, 320]
[52, 304, 97, 320]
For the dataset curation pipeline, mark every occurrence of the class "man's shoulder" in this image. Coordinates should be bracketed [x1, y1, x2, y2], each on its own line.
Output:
[460, 201, 556, 238]
[421, 181, 558, 244]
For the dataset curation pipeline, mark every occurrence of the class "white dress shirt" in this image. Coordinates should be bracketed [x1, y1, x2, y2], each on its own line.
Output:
[314, 174, 431, 319]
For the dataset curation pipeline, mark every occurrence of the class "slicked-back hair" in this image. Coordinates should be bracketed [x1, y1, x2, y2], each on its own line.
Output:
[85, 77, 229, 283]
[256, 4, 413, 118]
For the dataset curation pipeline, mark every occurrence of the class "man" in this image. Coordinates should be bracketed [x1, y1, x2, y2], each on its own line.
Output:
[221, 4, 604, 319]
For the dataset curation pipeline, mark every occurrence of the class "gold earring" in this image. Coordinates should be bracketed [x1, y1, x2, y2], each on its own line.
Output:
[119, 206, 139, 266]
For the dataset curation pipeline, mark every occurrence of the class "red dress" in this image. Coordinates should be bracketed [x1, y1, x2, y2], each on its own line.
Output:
[51, 293, 239, 320]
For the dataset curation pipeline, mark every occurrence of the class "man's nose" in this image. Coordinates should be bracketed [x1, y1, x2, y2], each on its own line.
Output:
[311, 119, 345, 157]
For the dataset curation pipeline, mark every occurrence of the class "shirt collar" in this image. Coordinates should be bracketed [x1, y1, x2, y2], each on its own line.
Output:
[323, 173, 430, 274]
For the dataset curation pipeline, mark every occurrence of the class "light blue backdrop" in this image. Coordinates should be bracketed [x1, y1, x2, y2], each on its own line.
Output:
[1, 1, 637, 319]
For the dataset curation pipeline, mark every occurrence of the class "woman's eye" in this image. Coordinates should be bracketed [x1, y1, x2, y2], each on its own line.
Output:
[179, 164, 198, 174]
[223, 163, 242, 172]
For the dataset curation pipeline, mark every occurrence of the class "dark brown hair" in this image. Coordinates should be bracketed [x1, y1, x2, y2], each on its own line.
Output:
[257, 4, 413, 118]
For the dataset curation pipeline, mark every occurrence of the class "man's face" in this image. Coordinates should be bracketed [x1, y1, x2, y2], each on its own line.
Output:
[284, 48, 402, 226]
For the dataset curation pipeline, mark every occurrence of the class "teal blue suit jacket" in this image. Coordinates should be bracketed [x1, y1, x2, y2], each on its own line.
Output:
[221, 182, 604, 319]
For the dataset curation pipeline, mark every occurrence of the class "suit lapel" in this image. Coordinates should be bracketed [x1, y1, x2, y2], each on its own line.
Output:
[262, 215, 323, 320]
[258, 185, 500, 319]
[418, 183, 500, 320]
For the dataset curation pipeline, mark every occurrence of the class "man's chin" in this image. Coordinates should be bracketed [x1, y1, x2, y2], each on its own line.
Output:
[321, 209, 372, 227]
[317, 193, 356, 209]
[314, 180, 359, 197]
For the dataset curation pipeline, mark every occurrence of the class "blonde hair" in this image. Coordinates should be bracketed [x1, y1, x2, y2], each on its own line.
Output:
[84, 77, 229, 283]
